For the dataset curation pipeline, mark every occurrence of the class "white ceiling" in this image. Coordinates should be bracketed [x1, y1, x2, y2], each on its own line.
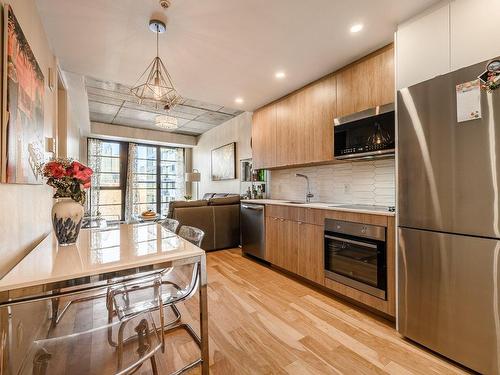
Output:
[36, 0, 438, 111]
[86, 76, 243, 135]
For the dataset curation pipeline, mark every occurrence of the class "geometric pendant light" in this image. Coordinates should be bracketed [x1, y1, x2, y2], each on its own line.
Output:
[130, 19, 182, 112]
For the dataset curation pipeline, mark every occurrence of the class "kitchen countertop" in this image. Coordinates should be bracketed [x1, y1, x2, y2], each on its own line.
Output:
[242, 199, 395, 217]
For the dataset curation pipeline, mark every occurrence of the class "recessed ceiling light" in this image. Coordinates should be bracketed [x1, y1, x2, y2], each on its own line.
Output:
[235, 97, 244, 104]
[275, 71, 286, 79]
[350, 24, 364, 33]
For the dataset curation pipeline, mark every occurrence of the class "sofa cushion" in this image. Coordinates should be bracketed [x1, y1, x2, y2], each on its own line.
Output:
[167, 200, 208, 218]
[202, 193, 215, 200]
[208, 195, 241, 206]
[212, 193, 229, 198]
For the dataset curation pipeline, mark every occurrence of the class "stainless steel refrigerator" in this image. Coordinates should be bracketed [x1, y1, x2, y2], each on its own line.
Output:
[398, 58, 500, 375]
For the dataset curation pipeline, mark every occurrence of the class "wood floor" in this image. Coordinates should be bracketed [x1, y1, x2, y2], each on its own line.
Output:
[51, 249, 471, 375]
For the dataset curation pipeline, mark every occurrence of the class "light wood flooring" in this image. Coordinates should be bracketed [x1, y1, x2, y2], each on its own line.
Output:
[49, 249, 471, 375]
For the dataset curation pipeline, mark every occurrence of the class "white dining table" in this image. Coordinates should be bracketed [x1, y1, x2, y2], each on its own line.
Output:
[0, 222, 209, 375]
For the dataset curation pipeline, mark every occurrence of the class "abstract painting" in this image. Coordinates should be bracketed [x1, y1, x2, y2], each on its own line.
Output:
[1, 4, 45, 184]
[211, 142, 236, 181]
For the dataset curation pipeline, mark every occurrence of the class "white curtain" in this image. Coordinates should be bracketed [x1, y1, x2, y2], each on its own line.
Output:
[124, 143, 138, 223]
[174, 148, 185, 200]
[87, 138, 103, 217]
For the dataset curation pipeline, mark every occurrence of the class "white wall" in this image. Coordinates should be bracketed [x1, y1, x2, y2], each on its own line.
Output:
[270, 159, 395, 206]
[0, 0, 57, 277]
[192, 112, 252, 197]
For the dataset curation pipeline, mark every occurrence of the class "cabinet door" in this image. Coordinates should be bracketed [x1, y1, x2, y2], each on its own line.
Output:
[277, 219, 299, 273]
[297, 223, 324, 285]
[336, 68, 354, 117]
[451, 0, 500, 71]
[252, 105, 276, 169]
[276, 95, 298, 167]
[337, 45, 395, 117]
[268, 218, 298, 273]
[307, 75, 336, 163]
[265, 216, 279, 264]
[396, 3, 450, 89]
[371, 47, 394, 107]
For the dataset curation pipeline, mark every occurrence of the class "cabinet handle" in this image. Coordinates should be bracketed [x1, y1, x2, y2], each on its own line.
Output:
[298, 221, 303, 225]
[279, 218, 285, 222]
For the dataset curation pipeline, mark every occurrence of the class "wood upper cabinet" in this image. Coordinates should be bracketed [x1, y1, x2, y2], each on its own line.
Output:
[253, 74, 336, 169]
[252, 104, 276, 169]
[252, 44, 393, 168]
[299, 75, 336, 163]
[276, 94, 299, 167]
[337, 45, 395, 117]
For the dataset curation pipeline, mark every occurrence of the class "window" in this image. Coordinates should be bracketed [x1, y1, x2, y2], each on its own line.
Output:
[88, 139, 185, 221]
[88, 140, 125, 221]
[132, 145, 158, 216]
[160, 147, 182, 214]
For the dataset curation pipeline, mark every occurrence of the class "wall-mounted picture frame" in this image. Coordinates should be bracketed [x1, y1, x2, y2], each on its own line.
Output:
[1, 4, 45, 184]
[211, 142, 236, 181]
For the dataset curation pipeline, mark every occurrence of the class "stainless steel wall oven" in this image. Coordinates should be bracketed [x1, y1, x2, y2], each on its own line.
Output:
[324, 219, 387, 299]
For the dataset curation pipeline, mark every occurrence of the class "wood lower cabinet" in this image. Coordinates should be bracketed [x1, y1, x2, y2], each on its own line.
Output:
[265, 204, 396, 318]
[266, 217, 298, 273]
[266, 212, 324, 284]
[297, 222, 324, 285]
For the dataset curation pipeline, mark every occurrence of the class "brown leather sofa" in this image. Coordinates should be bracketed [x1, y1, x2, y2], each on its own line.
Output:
[167, 193, 240, 251]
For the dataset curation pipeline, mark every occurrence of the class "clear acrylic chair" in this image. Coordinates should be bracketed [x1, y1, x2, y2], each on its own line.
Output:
[178, 225, 205, 247]
[161, 218, 180, 233]
[108, 262, 204, 374]
[21, 277, 165, 375]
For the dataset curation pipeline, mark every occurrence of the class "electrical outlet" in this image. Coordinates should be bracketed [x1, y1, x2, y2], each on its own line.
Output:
[344, 184, 351, 194]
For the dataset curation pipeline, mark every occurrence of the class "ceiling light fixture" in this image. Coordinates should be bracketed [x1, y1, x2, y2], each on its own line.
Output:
[235, 97, 244, 104]
[155, 114, 178, 130]
[131, 18, 182, 112]
[350, 23, 364, 33]
[275, 71, 286, 79]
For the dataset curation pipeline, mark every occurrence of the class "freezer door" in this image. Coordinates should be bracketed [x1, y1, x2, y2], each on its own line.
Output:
[398, 58, 500, 237]
[398, 227, 500, 375]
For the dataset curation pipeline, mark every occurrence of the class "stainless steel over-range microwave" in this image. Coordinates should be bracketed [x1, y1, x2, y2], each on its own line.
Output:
[333, 103, 395, 161]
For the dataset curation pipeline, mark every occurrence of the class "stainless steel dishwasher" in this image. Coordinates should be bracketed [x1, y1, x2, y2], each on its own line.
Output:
[240, 203, 266, 260]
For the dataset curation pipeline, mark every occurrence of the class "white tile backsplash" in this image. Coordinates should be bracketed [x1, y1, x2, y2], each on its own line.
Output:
[269, 159, 395, 206]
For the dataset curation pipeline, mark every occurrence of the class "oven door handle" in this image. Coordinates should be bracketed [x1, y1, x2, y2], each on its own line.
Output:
[325, 235, 378, 249]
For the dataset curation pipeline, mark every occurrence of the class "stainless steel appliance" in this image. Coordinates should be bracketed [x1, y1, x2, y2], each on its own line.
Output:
[398, 58, 500, 375]
[333, 103, 395, 160]
[324, 219, 387, 299]
[240, 203, 266, 260]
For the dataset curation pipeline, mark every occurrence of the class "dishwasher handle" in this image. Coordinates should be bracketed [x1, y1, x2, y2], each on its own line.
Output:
[241, 204, 265, 211]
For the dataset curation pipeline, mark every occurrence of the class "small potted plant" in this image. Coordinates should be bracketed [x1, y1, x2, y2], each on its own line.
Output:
[41, 158, 93, 246]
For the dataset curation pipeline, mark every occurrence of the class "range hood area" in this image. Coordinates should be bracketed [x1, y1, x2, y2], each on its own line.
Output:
[333, 103, 395, 161]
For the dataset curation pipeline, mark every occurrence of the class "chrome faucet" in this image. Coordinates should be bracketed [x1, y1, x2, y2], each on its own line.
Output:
[295, 173, 314, 203]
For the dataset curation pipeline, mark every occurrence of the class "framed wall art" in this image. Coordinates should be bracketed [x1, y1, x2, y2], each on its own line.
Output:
[1, 4, 45, 184]
[211, 142, 236, 181]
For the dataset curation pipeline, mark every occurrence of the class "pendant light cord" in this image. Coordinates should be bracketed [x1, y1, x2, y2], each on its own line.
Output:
[156, 24, 159, 58]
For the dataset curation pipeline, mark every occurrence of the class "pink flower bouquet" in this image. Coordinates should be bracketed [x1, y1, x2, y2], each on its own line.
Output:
[42, 158, 93, 205]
